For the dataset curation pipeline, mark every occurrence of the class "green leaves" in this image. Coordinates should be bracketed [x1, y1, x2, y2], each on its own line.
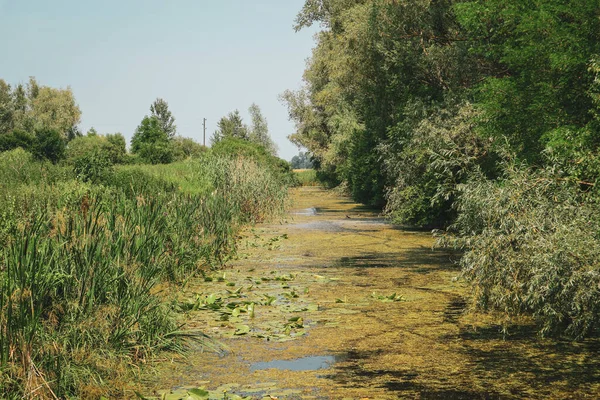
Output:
[131, 116, 173, 164]
[371, 292, 405, 303]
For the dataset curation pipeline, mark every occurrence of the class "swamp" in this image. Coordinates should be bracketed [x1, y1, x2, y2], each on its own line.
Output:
[140, 187, 600, 399]
[3, 0, 600, 398]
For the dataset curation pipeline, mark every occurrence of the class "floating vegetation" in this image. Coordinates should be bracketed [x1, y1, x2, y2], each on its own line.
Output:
[142, 187, 600, 399]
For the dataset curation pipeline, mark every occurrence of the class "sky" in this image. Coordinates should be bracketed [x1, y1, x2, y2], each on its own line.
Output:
[0, 0, 318, 161]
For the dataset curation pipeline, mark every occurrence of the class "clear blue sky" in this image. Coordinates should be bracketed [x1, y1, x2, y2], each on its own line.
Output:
[0, 0, 317, 160]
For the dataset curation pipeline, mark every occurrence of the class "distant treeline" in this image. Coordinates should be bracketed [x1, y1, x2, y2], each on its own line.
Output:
[284, 0, 600, 338]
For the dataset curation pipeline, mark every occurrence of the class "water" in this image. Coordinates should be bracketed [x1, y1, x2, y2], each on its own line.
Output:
[292, 207, 318, 216]
[250, 355, 337, 372]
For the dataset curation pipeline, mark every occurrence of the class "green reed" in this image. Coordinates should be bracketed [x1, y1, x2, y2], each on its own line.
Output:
[0, 150, 289, 398]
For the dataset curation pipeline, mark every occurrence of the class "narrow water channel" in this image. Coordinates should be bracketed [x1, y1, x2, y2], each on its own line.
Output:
[142, 187, 600, 399]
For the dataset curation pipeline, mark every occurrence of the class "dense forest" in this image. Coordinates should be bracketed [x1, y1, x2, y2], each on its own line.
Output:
[283, 0, 600, 338]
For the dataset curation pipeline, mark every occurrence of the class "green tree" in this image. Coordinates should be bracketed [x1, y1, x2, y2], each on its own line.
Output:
[212, 110, 248, 143]
[29, 81, 81, 138]
[105, 133, 127, 164]
[33, 128, 65, 163]
[454, 0, 600, 162]
[0, 79, 13, 134]
[150, 98, 177, 139]
[248, 103, 277, 156]
[0, 129, 35, 153]
[131, 116, 173, 164]
[290, 151, 314, 169]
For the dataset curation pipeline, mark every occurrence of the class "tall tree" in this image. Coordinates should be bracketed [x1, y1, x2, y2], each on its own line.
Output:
[29, 84, 81, 138]
[248, 103, 277, 156]
[150, 98, 177, 139]
[212, 110, 248, 143]
[12, 84, 28, 131]
[131, 116, 173, 164]
[0, 79, 13, 134]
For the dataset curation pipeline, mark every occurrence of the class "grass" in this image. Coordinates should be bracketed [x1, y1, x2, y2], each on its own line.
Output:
[293, 169, 319, 186]
[0, 149, 290, 398]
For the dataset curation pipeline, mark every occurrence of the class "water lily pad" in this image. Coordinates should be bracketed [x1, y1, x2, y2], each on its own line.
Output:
[234, 324, 250, 335]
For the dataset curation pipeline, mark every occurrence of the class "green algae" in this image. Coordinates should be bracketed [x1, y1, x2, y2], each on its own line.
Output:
[136, 187, 600, 399]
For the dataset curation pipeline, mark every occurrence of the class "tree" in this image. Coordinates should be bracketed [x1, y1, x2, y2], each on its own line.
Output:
[105, 133, 127, 164]
[131, 116, 173, 164]
[454, 0, 600, 163]
[86, 127, 98, 136]
[33, 128, 65, 163]
[290, 151, 314, 169]
[0, 129, 34, 153]
[0, 79, 13, 134]
[29, 83, 81, 138]
[212, 110, 248, 143]
[150, 98, 177, 139]
[248, 103, 277, 156]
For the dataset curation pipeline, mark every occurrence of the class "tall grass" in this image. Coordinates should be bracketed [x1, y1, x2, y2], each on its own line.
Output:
[293, 169, 319, 186]
[0, 149, 289, 398]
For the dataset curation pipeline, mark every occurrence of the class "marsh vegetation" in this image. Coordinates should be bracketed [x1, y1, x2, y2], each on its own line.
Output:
[2, 0, 600, 397]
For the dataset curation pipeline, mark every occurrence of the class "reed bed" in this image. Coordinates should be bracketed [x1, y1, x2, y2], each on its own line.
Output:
[0, 149, 289, 398]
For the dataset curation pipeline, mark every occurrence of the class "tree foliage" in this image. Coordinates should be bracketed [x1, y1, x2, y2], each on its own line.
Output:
[150, 98, 177, 139]
[212, 110, 248, 143]
[290, 151, 314, 169]
[248, 103, 277, 156]
[131, 116, 173, 164]
[212, 105, 278, 157]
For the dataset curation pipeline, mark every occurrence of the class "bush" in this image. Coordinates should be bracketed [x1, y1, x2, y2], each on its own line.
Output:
[172, 136, 206, 161]
[384, 103, 496, 228]
[0, 148, 69, 189]
[293, 169, 319, 186]
[210, 137, 296, 186]
[109, 167, 177, 198]
[440, 161, 600, 338]
[67, 134, 127, 165]
[32, 128, 65, 163]
[73, 149, 113, 183]
[0, 130, 35, 153]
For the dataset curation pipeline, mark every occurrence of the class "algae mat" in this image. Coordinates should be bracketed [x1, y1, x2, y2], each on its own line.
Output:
[141, 187, 600, 399]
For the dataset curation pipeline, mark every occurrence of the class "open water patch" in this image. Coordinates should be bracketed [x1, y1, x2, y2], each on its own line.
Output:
[292, 207, 318, 216]
[250, 355, 337, 372]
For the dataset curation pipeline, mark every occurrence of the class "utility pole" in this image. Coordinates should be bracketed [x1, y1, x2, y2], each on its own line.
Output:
[203, 118, 207, 147]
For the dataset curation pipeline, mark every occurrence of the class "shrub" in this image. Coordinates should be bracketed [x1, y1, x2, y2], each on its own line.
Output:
[67, 134, 127, 165]
[439, 161, 600, 338]
[0, 130, 35, 153]
[384, 103, 496, 228]
[210, 137, 296, 186]
[109, 167, 177, 198]
[73, 148, 113, 183]
[32, 128, 66, 163]
[171, 136, 206, 161]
